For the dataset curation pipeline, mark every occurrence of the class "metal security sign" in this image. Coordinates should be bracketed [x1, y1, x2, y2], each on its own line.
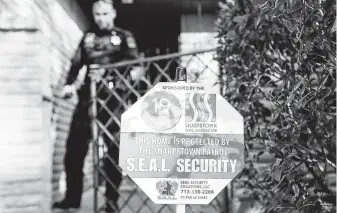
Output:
[119, 82, 244, 205]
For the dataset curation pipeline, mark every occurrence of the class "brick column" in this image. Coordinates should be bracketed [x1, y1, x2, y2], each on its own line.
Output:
[0, 1, 53, 212]
[0, 0, 88, 212]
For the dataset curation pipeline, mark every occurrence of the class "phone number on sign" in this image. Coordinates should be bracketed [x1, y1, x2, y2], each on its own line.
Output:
[181, 189, 214, 195]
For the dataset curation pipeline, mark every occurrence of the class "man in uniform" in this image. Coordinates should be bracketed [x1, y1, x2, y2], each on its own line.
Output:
[53, 0, 143, 212]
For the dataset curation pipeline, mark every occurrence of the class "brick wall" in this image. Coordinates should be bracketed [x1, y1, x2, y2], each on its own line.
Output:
[0, 29, 50, 213]
[0, 1, 51, 212]
[0, 0, 90, 212]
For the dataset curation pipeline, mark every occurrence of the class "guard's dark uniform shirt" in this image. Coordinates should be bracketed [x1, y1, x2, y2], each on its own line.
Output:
[64, 27, 138, 101]
[61, 27, 139, 209]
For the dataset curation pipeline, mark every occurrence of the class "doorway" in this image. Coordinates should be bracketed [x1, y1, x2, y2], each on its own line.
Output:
[115, 3, 181, 82]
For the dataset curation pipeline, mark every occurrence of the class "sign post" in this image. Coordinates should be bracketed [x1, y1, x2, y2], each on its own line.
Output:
[175, 67, 188, 213]
[119, 67, 244, 212]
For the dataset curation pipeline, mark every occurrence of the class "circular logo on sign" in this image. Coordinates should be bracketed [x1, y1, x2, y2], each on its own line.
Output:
[141, 91, 182, 131]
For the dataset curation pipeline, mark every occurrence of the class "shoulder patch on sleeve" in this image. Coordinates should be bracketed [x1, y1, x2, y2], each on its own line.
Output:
[126, 36, 137, 48]
[122, 30, 137, 48]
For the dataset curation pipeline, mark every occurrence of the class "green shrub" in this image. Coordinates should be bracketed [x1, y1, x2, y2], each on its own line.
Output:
[216, 0, 336, 212]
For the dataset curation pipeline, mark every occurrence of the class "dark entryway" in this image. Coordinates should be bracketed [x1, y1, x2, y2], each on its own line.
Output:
[115, 4, 181, 56]
[115, 4, 181, 83]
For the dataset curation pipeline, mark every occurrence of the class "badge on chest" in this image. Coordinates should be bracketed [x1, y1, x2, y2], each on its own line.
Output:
[111, 34, 122, 46]
[84, 32, 122, 55]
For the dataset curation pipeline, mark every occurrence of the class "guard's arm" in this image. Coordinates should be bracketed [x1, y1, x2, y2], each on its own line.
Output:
[64, 37, 86, 86]
[121, 31, 139, 60]
[121, 31, 145, 82]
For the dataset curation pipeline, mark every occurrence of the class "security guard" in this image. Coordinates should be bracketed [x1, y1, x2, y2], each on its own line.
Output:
[53, 0, 143, 212]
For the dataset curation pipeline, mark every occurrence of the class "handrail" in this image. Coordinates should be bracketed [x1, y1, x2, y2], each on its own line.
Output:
[89, 47, 217, 70]
[45, 48, 217, 103]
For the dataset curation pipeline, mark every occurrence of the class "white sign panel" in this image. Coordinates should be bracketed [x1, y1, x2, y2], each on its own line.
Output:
[120, 82, 244, 205]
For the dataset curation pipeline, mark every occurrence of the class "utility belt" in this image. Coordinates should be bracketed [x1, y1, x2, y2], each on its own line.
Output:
[103, 74, 130, 92]
[77, 67, 131, 102]
[96, 71, 130, 101]
[102, 67, 131, 90]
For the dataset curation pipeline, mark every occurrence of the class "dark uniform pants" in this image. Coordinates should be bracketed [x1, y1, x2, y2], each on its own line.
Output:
[64, 88, 126, 207]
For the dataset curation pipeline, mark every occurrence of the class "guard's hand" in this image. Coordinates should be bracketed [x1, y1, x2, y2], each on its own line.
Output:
[60, 85, 76, 99]
[83, 34, 95, 49]
[130, 66, 145, 81]
[89, 68, 106, 82]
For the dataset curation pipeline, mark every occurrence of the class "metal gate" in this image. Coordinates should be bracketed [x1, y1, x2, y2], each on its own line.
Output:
[89, 48, 232, 213]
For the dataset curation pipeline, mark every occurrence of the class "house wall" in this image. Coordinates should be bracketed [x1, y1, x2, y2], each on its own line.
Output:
[0, 0, 90, 212]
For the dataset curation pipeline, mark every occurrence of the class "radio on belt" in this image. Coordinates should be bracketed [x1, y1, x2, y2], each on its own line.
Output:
[119, 67, 244, 213]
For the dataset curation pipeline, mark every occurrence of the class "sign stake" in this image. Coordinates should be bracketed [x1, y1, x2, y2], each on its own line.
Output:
[176, 67, 187, 82]
[175, 67, 186, 213]
[176, 204, 185, 213]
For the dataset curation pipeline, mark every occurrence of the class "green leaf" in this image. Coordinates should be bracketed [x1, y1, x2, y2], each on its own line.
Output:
[291, 1, 303, 13]
[274, 158, 283, 167]
[285, 92, 296, 106]
[291, 162, 304, 171]
[292, 184, 300, 198]
[317, 74, 330, 91]
[233, 15, 250, 23]
[323, 0, 335, 11]
[225, 30, 237, 39]
[321, 195, 336, 205]
[276, 174, 287, 188]
[331, 18, 336, 33]
[251, 0, 267, 4]
[273, 166, 283, 182]
[304, 31, 318, 42]
[299, 92, 315, 108]
[256, 6, 272, 27]
[257, 150, 264, 157]
[259, 99, 277, 111]
[285, 80, 303, 106]
[270, 7, 282, 17]
[320, 88, 332, 101]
